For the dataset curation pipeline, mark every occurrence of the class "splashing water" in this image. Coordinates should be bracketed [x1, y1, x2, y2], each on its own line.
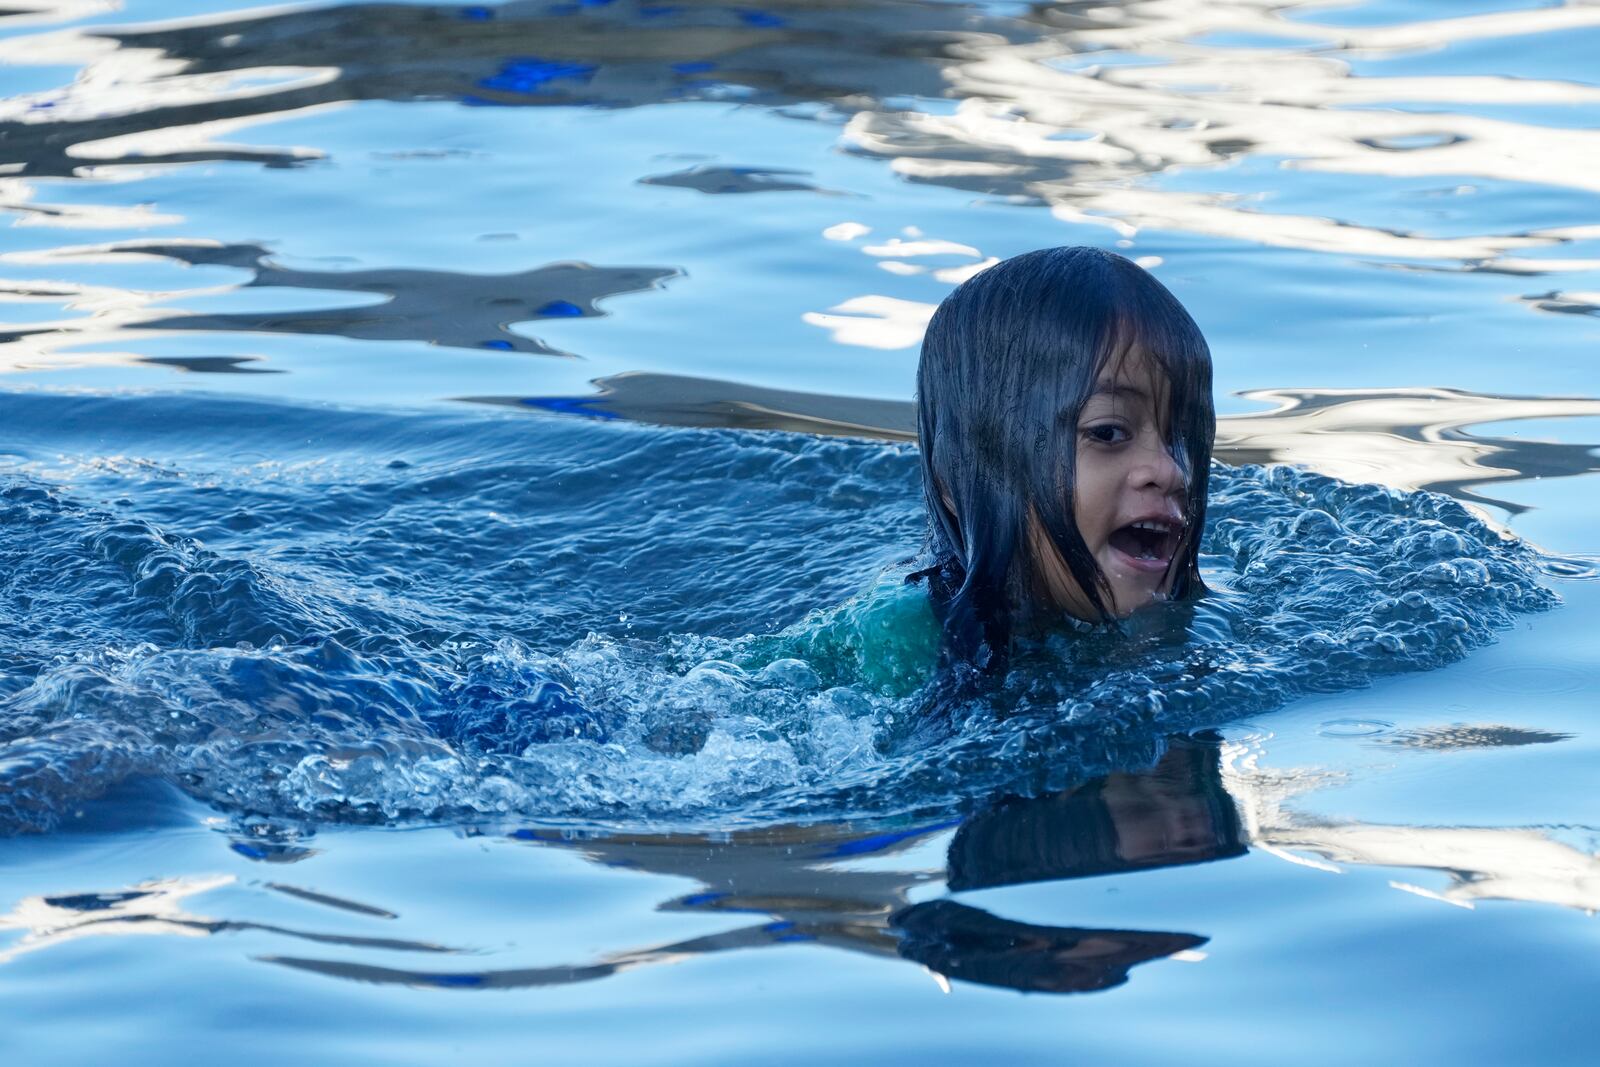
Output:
[0, 393, 1560, 832]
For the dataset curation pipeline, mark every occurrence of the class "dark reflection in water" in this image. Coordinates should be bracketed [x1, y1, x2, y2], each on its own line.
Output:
[473, 374, 1600, 511]
[9, 727, 1596, 987]
[2, 241, 677, 356]
[266, 882, 399, 919]
[1524, 291, 1600, 318]
[139, 355, 282, 374]
[467, 371, 920, 437]
[1373, 724, 1573, 751]
[263, 736, 1236, 995]
[944, 737, 1246, 891]
[639, 164, 823, 195]
[0, 872, 460, 966]
[891, 902, 1204, 995]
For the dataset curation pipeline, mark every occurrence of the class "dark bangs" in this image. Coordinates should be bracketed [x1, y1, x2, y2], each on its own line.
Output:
[915, 246, 1214, 672]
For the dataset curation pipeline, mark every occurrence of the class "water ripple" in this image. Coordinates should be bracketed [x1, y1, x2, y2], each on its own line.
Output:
[0, 392, 1564, 832]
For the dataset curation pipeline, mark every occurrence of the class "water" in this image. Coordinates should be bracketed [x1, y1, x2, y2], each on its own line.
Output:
[0, 391, 1564, 830]
[2, 0, 1599, 1062]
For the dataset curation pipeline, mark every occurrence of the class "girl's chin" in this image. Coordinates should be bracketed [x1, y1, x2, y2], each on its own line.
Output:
[1102, 574, 1171, 618]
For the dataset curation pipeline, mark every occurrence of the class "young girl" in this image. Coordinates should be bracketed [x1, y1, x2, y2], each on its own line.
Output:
[743, 246, 1214, 692]
[914, 245, 1215, 675]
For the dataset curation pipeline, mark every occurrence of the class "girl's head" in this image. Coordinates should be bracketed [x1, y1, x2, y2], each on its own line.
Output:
[916, 246, 1214, 668]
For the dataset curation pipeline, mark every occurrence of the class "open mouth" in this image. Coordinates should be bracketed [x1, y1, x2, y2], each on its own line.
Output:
[1107, 519, 1181, 567]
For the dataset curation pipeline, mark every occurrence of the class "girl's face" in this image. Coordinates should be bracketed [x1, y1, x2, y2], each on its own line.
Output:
[1035, 346, 1188, 619]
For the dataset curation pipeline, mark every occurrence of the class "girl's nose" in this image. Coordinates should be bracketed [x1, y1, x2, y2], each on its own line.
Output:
[1133, 437, 1186, 495]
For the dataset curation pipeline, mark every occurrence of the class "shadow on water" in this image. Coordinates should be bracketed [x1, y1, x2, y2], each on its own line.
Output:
[10, 729, 1597, 994]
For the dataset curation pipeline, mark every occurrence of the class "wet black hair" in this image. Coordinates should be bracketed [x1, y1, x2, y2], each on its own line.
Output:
[914, 246, 1214, 673]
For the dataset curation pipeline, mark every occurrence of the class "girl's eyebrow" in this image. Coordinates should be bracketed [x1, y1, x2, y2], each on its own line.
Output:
[1089, 382, 1150, 401]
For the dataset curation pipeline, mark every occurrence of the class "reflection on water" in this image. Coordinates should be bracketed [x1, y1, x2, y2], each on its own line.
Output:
[11, 729, 1597, 993]
[1373, 723, 1573, 750]
[0, 872, 456, 966]
[139, 354, 281, 374]
[485, 373, 1600, 515]
[639, 164, 824, 195]
[1524, 289, 1600, 318]
[0, 240, 677, 361]
[3, 0, 1600, 381]
[1214, 386, 1600, 514]
[468, 371, 922, 438]
[1223, 738, 1600, 912]
[4, 0, 1598, 248]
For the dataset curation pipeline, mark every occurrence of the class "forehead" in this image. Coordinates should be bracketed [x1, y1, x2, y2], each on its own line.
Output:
[1090, 344, 1169, 404]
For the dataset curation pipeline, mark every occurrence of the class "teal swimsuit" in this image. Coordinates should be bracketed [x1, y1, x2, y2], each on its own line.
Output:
[732, 566, 942, 697]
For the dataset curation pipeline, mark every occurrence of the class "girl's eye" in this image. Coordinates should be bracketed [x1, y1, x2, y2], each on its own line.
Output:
[1081, 423, 1130, 445]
